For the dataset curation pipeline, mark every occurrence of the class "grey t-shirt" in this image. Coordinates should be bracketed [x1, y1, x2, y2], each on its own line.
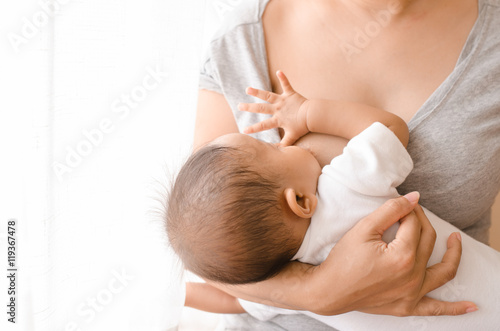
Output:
[199, 0, 500, 245]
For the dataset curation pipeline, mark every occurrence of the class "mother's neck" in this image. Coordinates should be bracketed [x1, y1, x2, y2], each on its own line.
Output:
[339, 0, 409, 11]
[335, 0, 431, 19]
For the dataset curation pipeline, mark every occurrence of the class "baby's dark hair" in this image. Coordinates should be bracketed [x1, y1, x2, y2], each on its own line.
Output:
[166, 143, 301, 284]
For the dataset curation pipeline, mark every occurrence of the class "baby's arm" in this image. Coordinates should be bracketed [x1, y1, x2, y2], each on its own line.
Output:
[239, 71, 408, 147]
[301, 98, 408, 147]
[185, 282, 245, 314]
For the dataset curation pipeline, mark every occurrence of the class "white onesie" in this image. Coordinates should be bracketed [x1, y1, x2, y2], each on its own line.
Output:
[239, 123, 500, 331]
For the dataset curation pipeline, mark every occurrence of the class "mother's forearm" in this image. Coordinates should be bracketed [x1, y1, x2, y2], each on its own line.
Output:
[208, 261, 322, 312]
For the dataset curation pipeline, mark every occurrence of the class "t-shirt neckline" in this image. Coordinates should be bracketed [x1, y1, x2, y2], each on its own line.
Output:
[256, 0, 486, 132]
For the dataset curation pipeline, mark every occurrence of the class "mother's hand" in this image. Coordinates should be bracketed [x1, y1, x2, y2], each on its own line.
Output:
[212, 193, 476, 317]
[307, 192, 477, 316]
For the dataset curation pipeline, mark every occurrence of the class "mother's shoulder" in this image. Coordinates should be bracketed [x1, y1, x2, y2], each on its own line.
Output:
[207, 0, 269, 43]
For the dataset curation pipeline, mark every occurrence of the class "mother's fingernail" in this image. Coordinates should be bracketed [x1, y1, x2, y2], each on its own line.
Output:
[466, 305, 478, 313]
[455, 232, 462, 242]
[403, 191, 420, 204]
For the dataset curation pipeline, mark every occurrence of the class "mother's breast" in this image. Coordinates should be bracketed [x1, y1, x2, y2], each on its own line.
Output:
[294, 133, 348, 168]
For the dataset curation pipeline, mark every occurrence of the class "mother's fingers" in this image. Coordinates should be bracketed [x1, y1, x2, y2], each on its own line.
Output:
[392, 210, 422, 255]
[412, 296, 477, 316]
[414, 205, 437, 267]
[420, 232, 463, 295]
[360, 193, 419, 237]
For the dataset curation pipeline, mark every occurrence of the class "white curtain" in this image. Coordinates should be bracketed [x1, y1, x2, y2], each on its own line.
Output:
[1, 1, 238, 330]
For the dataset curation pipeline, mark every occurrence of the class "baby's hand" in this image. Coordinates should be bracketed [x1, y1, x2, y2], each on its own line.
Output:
[238, 71, 309, 146]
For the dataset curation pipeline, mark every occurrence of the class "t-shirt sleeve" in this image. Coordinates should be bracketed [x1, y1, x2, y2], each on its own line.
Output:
[324, 122, 413, 196]
[238, 299, 299, 321]
[198, 46, 223, 94]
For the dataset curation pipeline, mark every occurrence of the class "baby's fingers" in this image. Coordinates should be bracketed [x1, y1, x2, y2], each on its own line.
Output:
[246, 87, 279, 103]
[276, 70, 295, 94]
[279, 133, 298, 147]
[238, 102, 275, 115]
[243, 118, 278, 134]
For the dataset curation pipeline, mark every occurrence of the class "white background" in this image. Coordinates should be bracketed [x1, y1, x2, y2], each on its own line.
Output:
[0, 0, 242, 330]
[1, 1, 499, 331]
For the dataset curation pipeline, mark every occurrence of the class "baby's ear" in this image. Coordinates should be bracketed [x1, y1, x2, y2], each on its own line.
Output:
[284, 188, 317, 219]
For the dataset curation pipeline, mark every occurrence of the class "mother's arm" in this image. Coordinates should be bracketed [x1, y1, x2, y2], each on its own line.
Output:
[194, 89, 476, 316]
[193, 90, 239, 149]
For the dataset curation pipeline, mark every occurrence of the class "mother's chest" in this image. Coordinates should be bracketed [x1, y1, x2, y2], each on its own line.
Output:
[266, 43, 460, 123]
[263, 19, 471, 123]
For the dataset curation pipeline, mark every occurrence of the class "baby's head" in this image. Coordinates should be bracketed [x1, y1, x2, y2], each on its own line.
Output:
[167, 133, 321, 284]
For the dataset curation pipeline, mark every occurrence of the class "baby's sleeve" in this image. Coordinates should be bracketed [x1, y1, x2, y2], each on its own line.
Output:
[237, 299, 299, 321]
[324, 122, 413, 196]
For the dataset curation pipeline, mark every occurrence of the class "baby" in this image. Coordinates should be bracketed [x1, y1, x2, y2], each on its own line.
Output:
[167, 71, 409, 285]
[168, 72, 500, 330]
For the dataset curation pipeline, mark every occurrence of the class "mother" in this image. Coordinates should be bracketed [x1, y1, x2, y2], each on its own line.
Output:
[194, 0, 500, 328]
